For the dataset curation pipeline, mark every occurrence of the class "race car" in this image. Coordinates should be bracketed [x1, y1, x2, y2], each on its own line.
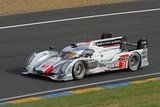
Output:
[22, 34, 148, 81]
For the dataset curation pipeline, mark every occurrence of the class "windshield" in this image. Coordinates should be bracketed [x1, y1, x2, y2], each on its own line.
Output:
[59, 51, 78, 59]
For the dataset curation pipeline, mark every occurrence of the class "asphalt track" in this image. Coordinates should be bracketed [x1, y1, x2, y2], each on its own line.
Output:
[0, 0, 160, 99]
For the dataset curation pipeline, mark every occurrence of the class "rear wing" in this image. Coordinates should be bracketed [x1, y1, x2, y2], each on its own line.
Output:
[94, 36, 123, 47]
[92, 36, 148, 49]
[122, 38, 148, 49]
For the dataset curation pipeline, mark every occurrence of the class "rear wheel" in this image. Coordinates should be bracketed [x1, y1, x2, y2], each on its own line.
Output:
[128, 53, 141, 71]
[72, 61, 86, 80]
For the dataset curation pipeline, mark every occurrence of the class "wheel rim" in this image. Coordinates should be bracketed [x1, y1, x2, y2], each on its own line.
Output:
[76, 65, 83, 75]
[74, 63, 85, 79]
[129, 55, 140, 70]
[130, 56, 138, 66]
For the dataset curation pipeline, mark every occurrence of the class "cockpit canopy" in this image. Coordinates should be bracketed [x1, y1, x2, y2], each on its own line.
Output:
[59, 51, 79, 59]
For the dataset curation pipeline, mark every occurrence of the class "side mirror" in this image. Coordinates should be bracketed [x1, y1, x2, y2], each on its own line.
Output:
[71, 43, 78, 48]
[82, 49, 95, 58]
[49, 46, 55, 50]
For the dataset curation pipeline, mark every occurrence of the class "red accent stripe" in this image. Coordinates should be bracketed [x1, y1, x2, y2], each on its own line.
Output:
[103, 44, 120, 48]
[84, 41, 91, 44]
[44, 65, 54, 75]
[120, 54, 129, 58]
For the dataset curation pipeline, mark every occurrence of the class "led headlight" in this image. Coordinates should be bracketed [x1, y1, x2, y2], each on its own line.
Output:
[26, 52, 36, 65]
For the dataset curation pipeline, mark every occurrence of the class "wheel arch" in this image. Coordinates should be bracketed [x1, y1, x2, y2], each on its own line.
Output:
[71, 60, 87, 80]
[71, 60, 87, 70]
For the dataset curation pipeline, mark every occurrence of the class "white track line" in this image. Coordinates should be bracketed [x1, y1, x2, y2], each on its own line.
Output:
[0, 8, 160, 30]
[1, 72, 160, 102]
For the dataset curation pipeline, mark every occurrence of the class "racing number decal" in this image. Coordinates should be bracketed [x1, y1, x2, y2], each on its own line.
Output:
[118, 61, 126, 69]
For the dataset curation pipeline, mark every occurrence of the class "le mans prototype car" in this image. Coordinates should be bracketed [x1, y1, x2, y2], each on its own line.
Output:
[22, 34, 148, 81]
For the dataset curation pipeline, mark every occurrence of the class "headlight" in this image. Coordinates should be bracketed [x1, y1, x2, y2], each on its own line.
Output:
[26, 52, 36, 65]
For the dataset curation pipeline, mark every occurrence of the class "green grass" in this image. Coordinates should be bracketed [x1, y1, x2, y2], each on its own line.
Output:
[3, 80, 160, 107]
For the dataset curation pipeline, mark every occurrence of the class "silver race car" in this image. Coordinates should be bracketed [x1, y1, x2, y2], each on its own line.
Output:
[22, 34, 148, 81]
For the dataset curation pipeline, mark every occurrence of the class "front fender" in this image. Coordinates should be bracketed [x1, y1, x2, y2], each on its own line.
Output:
[25, 50, 58, 73]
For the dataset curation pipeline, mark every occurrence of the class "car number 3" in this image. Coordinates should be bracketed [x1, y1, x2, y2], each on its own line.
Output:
[118, 61, 126, 69]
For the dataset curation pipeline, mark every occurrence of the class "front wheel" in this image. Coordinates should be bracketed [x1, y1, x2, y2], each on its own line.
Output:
[128, 53, 141, 71]
[72, 61, 86, 80]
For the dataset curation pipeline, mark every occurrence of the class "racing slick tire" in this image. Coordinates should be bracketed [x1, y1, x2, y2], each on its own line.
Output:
[128, 53, 141, 71]
[72, 61, 86, 80]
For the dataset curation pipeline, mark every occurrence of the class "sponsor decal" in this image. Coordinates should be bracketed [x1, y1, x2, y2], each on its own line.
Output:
[41, 64, 49, 69]
[95, 39, 121, 47]
[141, 41, 147, 44]
[99, 63, 106, 67]
[142, 55, 147, 59]
[110, 66, 119, 69]
[105, 62, 118, 69]
[100, 59, 110, 63]
[142, 49, 147, 59]
[87, 60, 98, 68]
